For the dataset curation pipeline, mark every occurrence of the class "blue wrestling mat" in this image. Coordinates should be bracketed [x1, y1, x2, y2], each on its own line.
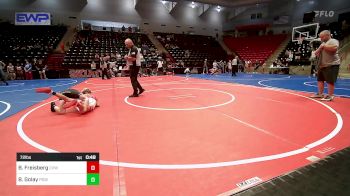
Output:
[0, 78, 86, 120]
[188, 73, 350, 98]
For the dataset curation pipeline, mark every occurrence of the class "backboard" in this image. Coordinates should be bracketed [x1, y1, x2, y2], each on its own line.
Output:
[292, 23, 320, 42]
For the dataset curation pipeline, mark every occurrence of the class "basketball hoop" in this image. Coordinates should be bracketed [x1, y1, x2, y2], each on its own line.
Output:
[292, 23, 319, 43]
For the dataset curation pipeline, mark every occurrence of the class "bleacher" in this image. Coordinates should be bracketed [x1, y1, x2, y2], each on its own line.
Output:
[0, 23, 67, 65]
[224, 34, 287, 63]
[154, 32, 227, 67]
[278, 39, 312, 66]
[63, 30, 160, 69]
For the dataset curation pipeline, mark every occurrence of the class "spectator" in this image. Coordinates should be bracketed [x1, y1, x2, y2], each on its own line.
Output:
[35, 59, 47, 79]
[101, 59, 110, 80]
[90, 61, 98, 78]
[24, 59, 33, 80]
[232, 57, 238, 76]
[7, 62, 16, 80]
[0, 60, 9, 85]
[203, 59, 208, 74]
[184, 67, 191, 77]
[309, 48, 317, 77]
[157, 58, 163, 75]
[16, 64, 25, 80]
[210, 60, 219, 74]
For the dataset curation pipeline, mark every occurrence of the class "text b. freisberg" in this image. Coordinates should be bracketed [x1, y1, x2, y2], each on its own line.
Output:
[24, 165, 49, 171]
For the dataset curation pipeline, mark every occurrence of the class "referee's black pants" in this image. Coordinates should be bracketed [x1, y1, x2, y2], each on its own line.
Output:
[102, 68, 109, 79]
[232, 65, 237, 76]
[129, 66, 143, 95]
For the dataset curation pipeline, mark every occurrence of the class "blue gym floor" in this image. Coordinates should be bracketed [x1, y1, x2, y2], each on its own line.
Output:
[189, 73, 350, 97]
[0, 78, 86, 120]
[0, 74, 349, 121]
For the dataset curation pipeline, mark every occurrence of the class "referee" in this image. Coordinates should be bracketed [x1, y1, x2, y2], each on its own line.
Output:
[124, 38, 145, 97]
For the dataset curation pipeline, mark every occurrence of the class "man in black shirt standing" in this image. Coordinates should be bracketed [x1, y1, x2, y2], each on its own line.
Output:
[124, 38, 145, 97]
[0, 60, 9, 85]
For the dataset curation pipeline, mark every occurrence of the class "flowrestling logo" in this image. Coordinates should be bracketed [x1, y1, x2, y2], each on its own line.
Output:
[314, 11, 335, 18]
[15, 12, 51, 25]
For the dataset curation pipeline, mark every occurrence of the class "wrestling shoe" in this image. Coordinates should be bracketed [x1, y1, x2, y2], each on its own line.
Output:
[310, 93, 324, 98]
[139, 89, 145, 95]
[36, 87, 52, 94]
[50, 102, 56, 112]
[129, 94, 139, 98]
[320, 95, 335, 101]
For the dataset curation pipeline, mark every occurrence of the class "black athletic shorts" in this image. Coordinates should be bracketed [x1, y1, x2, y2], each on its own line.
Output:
[61, 89, 81, 99]
[317, 65, 340, 84]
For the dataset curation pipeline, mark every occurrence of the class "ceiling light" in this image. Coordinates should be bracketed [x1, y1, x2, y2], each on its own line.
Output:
[191, 1, 195, 8]
[216, 6, 221, 12]
[161, 0, 166, 4]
